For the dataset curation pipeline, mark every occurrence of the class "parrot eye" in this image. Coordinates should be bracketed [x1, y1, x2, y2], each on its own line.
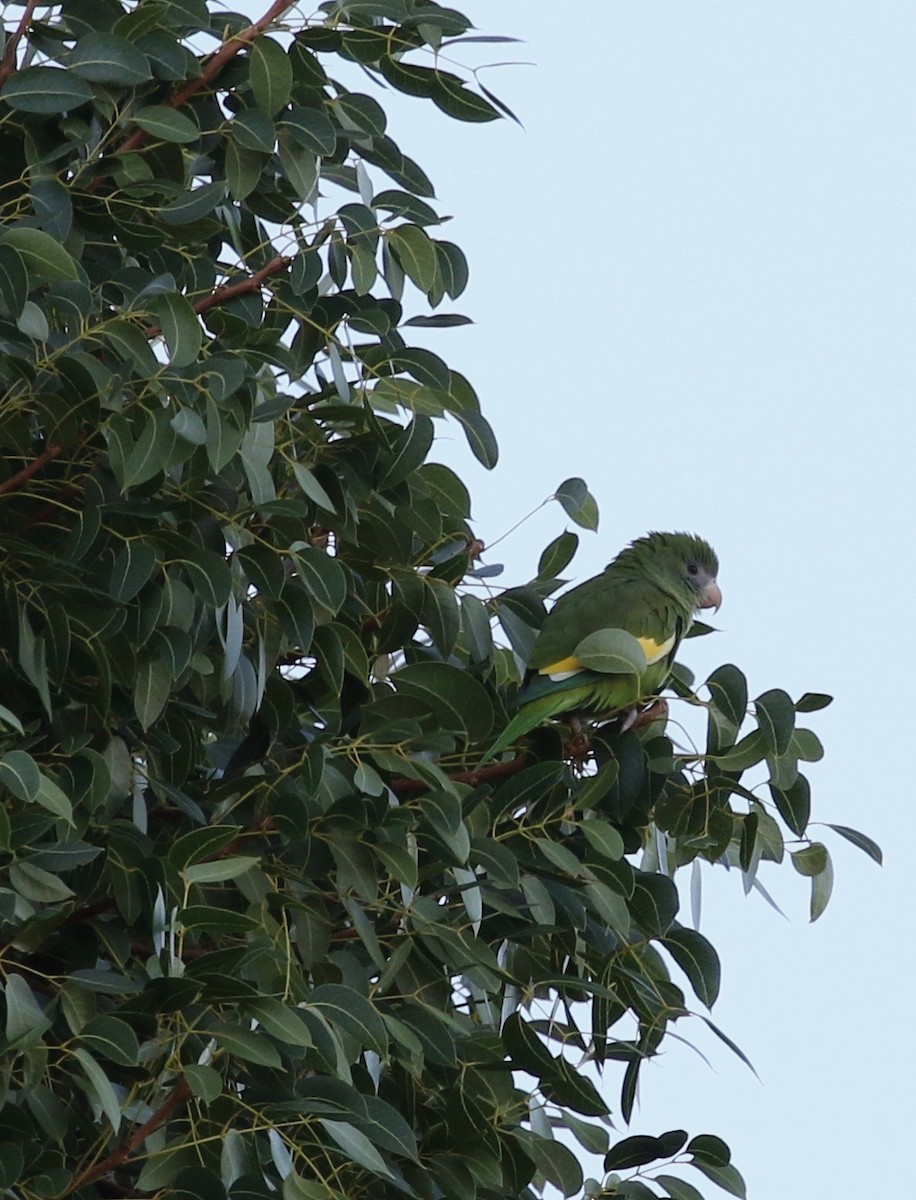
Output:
[687, 563, 699, 576]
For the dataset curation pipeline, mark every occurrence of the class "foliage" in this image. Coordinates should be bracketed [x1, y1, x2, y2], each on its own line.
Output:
[0, 2, 879, 1199]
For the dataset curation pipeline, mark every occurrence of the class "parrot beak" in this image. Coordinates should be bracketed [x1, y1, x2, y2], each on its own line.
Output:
[698, 580, 722, 612]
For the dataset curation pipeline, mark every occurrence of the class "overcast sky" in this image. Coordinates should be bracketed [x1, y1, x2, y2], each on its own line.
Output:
[370, 3, 913, 1195]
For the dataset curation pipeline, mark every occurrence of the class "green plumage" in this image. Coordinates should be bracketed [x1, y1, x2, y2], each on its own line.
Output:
[480, 532, 720, 763]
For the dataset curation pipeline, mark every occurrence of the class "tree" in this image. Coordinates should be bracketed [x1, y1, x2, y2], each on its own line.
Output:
[0, 2, 880, 1198]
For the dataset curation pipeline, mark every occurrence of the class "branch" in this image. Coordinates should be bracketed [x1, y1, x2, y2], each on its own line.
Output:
[117, 0, 298, 155]
[69, 1078, 192, 1192]
[0, 0, 41, 87]
[389, 753, 528, 795]
[144, 255, 292, 338]
[0, 443, 62, 495]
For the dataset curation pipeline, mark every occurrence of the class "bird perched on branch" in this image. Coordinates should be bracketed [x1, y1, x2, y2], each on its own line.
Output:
[480, 531, 721, 763]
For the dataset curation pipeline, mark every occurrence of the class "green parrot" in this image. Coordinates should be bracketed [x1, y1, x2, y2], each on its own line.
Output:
[480, 531, 721, 763]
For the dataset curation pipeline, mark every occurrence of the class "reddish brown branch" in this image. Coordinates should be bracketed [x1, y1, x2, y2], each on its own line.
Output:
[390, 753, 529, 795]
[144, 255, 292, 338]
[0, 443, 62, 496]
[0, 0, 41, 87]
[117, 0, 298, 155]
[69, 1077, 193, 1192]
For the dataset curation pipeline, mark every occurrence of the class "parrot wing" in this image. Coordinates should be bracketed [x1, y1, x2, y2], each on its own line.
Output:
[530, 572, 687, 678]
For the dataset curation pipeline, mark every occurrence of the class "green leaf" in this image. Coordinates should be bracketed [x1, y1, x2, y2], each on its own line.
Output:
[769, 773, 810, 836]
[282, 105, 337, 155]
[387, 225, 439, 292]
[5, 974, 51, 1042]
[524, 1135, 583, 1197]
[604, 1135, 665, 1170]
[795, 691, 832, 712]
[706, 663, 747, 725]
[0, 67, 93, 113]
[151, 292, 203, 367]
[716, 729, 767, 773]
[554, 477, 599, 530]
[80, 1016, 140, 1066]
[320, 1120, 394, 1181]
[134, 658, 171, 730]
[810, 848, 834, 921]
[73, 1048, 122, 1131]
[685, 1134, 729, 1166]
[579, 818, 625, 861]
[184, 1064, 222, 1102]
[68, 32, 152, 84]
[663, 926, 721, 1007]
[34, 774, 75, 823]
[292, 463, 337, 512]
[690, 1161, 747, 1198]
[791, 842, 828, 877]
[0, 227, 79, 282]
[278, 131, 319, 201]
[132, 105, 200, 143]
[575, 628, 648, 675]
[826, 823, 882, 865]
[184, 857, 260, 884]
[292, 547, 347, 616]
[250, 36, 293, 115]
[0, 244, 29, 318]
[178, 548, 232, 607]
[17, 300, 49, 341]
[109, 540, 159, 601]
[308, 984, 388, 1055]
[435, 240, 469, 298]
[655, 1175, 706, 1200]
[754, 688, 795, 755]
[537, 531, 579, 580]
[431, 74, 501, 123]
[10, 861, 74, 901]
[0, 750, 41, 803]
[232, 108, 276, 152]
[160, 180, 225, 224]
[246, 998, 314, 1047]
[394, 661, 494, 742]
[453, 409, 498, 468]
[210, 1021, 282, 1068]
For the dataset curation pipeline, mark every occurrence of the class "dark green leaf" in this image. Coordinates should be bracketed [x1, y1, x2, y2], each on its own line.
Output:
[554, 477, 599, 530]
[826, 823, 882, 865]
[69, 32, 152, 84]
[249, 36, 293, 114]
[754, 688, 795, 756]
[1, 227, 79, 282]
[132, 105, 200, 143]
[1, 67, 93, 113]
[663, 926, 721, 1007]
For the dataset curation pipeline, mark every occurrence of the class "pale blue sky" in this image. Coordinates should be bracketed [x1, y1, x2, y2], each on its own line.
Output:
[376, 3, 913, 1196]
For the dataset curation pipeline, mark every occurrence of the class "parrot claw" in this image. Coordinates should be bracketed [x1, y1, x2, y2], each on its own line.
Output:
[619, 707, 639, 734]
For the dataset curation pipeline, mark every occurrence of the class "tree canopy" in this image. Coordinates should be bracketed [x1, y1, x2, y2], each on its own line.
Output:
[0, 3, 880, 1199]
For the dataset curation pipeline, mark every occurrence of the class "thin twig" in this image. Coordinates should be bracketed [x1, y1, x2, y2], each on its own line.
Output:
[116, 0, 298, 156]
[69, 1078, 193, 1192]
[0, 0, 41, 87]
[0, 443, 62, 495]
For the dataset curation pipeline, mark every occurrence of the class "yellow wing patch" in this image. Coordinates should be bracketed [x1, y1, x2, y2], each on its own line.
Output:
[538, 655, 581, 677]
[637, 633, 676, 665]
[539, 634, 675, 678]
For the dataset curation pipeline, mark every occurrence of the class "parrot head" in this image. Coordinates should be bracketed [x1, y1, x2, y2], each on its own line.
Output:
[615, 531, 721, 612]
